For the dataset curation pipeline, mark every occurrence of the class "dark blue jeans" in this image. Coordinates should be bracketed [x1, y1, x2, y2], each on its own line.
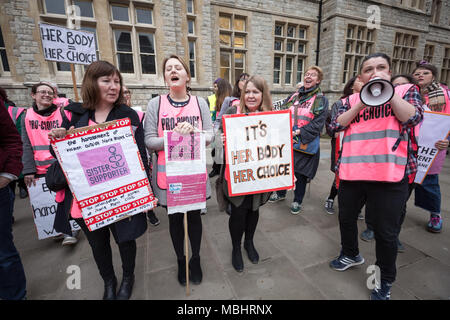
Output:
[0, 186, 26, 300]
[276, 173, 308, 204]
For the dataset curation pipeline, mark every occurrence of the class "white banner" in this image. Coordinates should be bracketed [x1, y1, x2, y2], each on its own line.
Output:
[414, 111, 450, 184]
[39, 23, 97, 65]
[223, 110, 294, 196]
[50, 119, 156, 231]
[164, 131, 207, 214]
[28, 178, 79, 240]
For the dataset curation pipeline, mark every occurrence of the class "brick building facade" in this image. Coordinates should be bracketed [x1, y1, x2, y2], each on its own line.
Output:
[0, 0, 449, 108]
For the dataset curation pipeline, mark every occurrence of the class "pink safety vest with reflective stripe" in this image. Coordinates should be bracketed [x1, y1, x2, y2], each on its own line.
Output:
[136, 110, 145, 123]
[53, 97, 70, 108]
[7, 106, 25, 122]
[288, 93, 317, 128]
[156, 94, 203, 189]
[339, 84, 414, 182]
[24, 107, 63, 175]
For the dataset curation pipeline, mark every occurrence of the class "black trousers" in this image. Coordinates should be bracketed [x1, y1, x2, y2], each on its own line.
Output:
[229, 196, 259, 248]
[338, 178, 409, 283]
[76, 218, 136, 282]
[168, 210, 202, 260]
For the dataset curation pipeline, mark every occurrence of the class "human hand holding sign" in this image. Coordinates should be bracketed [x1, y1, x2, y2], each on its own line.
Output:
[435, 139, 449, 150]
[48, 126, 75, 139]
[173, 122, 195, 135]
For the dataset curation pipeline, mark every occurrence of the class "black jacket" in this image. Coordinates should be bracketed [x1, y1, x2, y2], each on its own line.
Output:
[46, 102, 148, 242]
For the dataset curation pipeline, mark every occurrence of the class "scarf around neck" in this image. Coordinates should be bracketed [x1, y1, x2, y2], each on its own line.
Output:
[282, 85, 324, 115]
[423, 81, 446, 112]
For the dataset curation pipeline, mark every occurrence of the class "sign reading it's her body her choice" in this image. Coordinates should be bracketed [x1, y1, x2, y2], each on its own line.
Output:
[164, 131, 207, 214]
[28, 177, 80, 240]
[39, 23, 97, 65]
[414, 111, 450, 184]
[50, 118, 156, 231]
[223, 110, 294, 196]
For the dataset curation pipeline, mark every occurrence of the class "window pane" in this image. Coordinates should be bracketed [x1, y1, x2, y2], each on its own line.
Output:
[298, 28, 306, 39]
[187, 0, 194, 13]
[275, 25, 283, 36]
[274, 41, 282, 51]
[117, 53, 134, 73]
[74, 1, 93, 17]
[45, 0, 65, 14]
[274, 57, 281, 84]
[0, 28, 4, 47]
[234, 36, 245, 48]
[57, 62, 71, 71]
[297, 58, 303, 83]
[136, 8, 152, 24]
[298, 43, 305, 54]
[190, 60, 196, 78]
[219, 16, 231, 29]
[115, 31, 132, 52]
[219, 34, 231, 46]
[112, 5, 129, 21]
[141, 55, 156, 74]
[235, 52, 244, 69]
[139, 33, 154, 54]
[233, 18, 245, 31]
[188, 20, 195, 34]
[287, 42, 294, 52]
[287, 26, 295, 38]
[1, 50, 10, 72]
[220, 51, 230, 68]
[189, 41, 195, 60]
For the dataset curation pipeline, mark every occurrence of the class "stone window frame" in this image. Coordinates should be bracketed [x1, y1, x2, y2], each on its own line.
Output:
[423, 43, 435, 64]
[39, 0, 98, 77]
[392, 31, 419, 75]
[273, 21, 308, 87]
[185, 0, 197, 80]
[0, 25, 10, 75]
[218, 13, 247, 84]
[342, 24, 375, 84]
[109, 1, 157, 78]
[399, 0, 426, 11]
[431, 0, 442, 24]
[440, 47, 450, 85]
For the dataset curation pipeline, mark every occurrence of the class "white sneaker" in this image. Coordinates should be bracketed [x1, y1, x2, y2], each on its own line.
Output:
[62, 234, 78, 246]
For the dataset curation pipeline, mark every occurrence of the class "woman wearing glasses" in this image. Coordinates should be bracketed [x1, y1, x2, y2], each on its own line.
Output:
[268, 66, 329, 215]
[22, 82, 79, 245]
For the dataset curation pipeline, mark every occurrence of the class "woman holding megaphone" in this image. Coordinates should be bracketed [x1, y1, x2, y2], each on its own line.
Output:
[328, 53, 423, 300]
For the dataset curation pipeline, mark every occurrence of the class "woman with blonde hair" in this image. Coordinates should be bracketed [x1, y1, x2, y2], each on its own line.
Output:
[218, 75, 272, 272]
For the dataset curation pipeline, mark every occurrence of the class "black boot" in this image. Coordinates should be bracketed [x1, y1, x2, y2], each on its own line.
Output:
[189, 256, 203, 285]
[116, 275, 134, 300]
[232, 247, 244, 272]
[102, 276, 117, 300]
[244, 239, 259, 264]
[177, 257, 187, 286]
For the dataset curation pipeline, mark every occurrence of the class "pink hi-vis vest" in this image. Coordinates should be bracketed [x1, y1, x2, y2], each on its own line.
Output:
[424, 87, 450, 114]
[339, 84, 414, 182]
[7, 106, 25, 122]
[157, 94, 203, 189]
[136, 110, 145, 123]
[288, 92, 317, 128]
[53, 97, 70, 108]
[24, 107, 63, 175]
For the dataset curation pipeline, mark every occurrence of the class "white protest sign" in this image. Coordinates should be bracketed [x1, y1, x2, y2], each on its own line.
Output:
[164, 131, 207, 214]
[50, 118, 156, 231]
[39, 23, 97, 65]
[223, 110, 294, 196]
[272, 99, 285, 110]
[28, 177, 80, 240]
[414, 111, 450, 184]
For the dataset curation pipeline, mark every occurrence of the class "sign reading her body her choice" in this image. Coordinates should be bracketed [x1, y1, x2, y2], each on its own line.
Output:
[38, 23, 97, 65]
[164, 131, 207, 214]
[28, 177, 80, 240]
[50, 118, 156, 231]
[414, 110, 450, 184]
[223, 110, 294, 196]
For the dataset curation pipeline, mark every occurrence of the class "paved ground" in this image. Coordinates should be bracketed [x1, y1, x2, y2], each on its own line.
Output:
[11, 139, 450, 300]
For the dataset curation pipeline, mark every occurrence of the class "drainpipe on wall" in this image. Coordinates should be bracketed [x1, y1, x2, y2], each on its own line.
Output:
[315, 0, 323, 66]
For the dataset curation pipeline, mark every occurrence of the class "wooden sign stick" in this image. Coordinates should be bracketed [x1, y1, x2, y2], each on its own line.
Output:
[70, 64, 80, 102]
